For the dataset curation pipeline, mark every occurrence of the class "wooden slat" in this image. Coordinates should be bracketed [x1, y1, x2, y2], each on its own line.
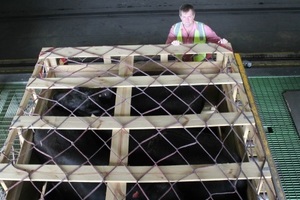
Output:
[160, 54, 168, 62]
[106, 56, 133, 165]
[134, 61, 222, 74]
[26, 73, 242, 89]
[0, 161, 270, 183]
[53, 68, 220, 77]
[107, 56, 133, 199]
[53, 71, 120, 78]
[51, 61, 221, 77]
[54, 70, 222, 77]
[11, 112, 255, 130]
[5, 62, 56, 200]
[39, 44, 232, 59]
[51, 61, 222, 72]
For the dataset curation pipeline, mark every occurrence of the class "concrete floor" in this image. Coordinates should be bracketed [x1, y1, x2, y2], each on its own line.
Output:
[0, 1, 300, 61]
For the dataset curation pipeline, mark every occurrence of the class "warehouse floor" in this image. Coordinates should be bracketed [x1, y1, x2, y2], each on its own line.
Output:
[249, 75, 300, 199]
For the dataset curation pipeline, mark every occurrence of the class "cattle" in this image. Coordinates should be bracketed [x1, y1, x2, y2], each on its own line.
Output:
[33, 83, 246, 199]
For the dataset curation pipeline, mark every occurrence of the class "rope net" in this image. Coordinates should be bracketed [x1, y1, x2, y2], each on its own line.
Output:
[0, 43, 277, 199]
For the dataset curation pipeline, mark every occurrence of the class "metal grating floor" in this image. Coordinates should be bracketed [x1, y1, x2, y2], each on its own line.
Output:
[0, 83, 26, 152]
[249, 76, 300, 199]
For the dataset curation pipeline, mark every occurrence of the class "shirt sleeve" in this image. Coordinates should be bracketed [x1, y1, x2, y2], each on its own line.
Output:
[165, 25, 177, 44]
[204, 24, 221, 43]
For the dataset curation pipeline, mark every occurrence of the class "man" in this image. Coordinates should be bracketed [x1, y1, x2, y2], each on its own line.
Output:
[166, 4, 229, 61]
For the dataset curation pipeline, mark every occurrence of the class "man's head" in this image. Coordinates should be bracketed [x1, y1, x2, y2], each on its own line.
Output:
[179, 4, 195, 27]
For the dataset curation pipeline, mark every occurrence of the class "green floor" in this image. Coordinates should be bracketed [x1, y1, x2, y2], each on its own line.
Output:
[0, 83, 26, 153]
[249, 76, 300, 199]
[1, 77, 300, 199]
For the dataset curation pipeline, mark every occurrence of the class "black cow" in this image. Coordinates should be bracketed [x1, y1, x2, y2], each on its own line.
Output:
[50, 87, 116, 116]
[33, 80, 247, 199]
[126, 128, 247, 200]
[33, 105, 111, 200]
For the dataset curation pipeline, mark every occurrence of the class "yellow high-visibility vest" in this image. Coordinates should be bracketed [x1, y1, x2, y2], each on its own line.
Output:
[174, 22, 206, 61]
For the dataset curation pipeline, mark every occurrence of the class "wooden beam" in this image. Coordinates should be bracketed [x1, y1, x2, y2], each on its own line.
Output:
[39, 44, 232, 59]
[107, 55, 133, 199]
[235, 53, 280, 199]
[51, 61, 221, 72]
[26, 73, 242, 89]
[11, 112, 255, 130]
[0, 161, 270, 183]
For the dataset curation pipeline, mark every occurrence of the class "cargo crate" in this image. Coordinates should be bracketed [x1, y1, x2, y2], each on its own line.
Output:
[0, 44, 282, 199]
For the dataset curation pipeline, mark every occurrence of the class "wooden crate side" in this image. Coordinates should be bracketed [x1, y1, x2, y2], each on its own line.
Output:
[38, 44, 232, 59]
[0, 162, 271, 183]
[5, 60, 58, 200]
[106, 56, 134, 199]
[235, 53, 281, 199]
[11, 113, 255, 130]
[1, 45, 278, 200]
[50, 61, 222, 78]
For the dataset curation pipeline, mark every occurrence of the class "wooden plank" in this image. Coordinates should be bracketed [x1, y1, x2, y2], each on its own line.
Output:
[51, 61, 222, 72]
[160, 54, 168, 62]
[135, 61, 222, 73]
[42, 58, 57, 75]
[7, 70, 57, 200]
[107, 56, 133, 199]
[51, 61, 222, 77]
[109, 56, 133, 164]
[216, 52, 224, 62]
[228, 54, 239, 73]
[235, 53, 280, 199]
[222, 53, 229, 69]
[51, 63, 119, 77]
[53, 71, 120, 78]
[264, 179, 276, 200]
[11, 112, 255, 130]
[0, 161, 270, 183]
[51, 63, 119, 71]
[26, 73, 242, 89]
[1, 63, 41, 199]
[53, 68, 219, 77]
[39, 44, 232, 59]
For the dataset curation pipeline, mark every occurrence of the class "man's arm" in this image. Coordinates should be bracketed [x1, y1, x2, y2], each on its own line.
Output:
[166, 25, 177, 44]
[204, 24, 232, 50]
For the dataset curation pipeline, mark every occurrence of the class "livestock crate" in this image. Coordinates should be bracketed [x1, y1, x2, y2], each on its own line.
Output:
[0, 44, 283, 199]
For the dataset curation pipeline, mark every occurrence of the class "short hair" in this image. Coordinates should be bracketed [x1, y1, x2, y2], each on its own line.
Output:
[179, 4, 195, 16]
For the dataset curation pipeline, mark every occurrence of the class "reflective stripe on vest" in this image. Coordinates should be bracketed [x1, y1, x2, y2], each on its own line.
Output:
[173, 22, 206, 61]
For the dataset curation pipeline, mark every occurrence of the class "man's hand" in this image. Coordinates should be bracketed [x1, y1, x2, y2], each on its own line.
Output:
[218, 38, 228, 44]
[171, 40, 181, 46]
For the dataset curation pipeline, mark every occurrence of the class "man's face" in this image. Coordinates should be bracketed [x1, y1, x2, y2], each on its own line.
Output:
[180, 9, 195, 27]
